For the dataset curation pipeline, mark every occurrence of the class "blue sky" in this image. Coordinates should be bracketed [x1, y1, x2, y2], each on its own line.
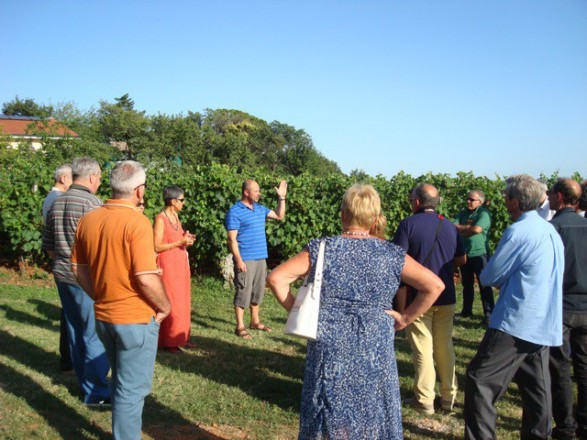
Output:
[1, 1, 586, 178]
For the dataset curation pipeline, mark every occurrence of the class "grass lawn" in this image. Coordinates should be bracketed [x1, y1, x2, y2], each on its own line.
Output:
[0, 274, 527, 439]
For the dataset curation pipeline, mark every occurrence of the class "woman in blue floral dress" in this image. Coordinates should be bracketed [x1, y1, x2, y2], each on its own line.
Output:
[268, 184, 444, 440]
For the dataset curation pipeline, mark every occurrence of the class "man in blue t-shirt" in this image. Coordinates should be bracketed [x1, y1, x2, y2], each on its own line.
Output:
[393, 184, 466, 415]
[226, 179, 288, 339]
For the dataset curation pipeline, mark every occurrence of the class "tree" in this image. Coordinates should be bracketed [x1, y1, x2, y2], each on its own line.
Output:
[271, 121, 341, 176]
[97, 94, 150, 160]
[2, 96, 54, 118]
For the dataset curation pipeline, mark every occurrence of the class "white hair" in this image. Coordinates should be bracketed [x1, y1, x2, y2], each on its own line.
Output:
[110, 161, 146, 198]
[72, 157, 100, 180]
[53, 163, 72, 182]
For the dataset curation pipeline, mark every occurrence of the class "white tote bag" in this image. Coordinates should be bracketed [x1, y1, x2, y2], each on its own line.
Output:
[284, 241, 326, 340]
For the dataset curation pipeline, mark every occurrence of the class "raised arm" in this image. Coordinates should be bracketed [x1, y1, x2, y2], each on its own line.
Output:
[267, 180, 287, 221]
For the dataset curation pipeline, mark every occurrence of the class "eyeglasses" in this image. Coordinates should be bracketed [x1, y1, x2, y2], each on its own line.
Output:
[175, 198, 186, 203]
[467, 198, 480, 202]
[134, 183, 147, 190]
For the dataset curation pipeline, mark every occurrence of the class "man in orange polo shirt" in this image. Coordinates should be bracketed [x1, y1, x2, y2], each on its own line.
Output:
[72, 160, 170, 440]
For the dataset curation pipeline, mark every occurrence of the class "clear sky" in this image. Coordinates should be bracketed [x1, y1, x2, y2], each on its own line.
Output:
[1, 1, 586, 178]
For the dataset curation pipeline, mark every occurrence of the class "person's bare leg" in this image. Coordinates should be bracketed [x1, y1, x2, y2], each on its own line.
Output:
[250, 304, 272, 332]
[234, 306, 251, 338]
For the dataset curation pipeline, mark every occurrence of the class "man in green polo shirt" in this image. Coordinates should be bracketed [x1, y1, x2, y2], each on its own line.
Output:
[454, 190, 494, 323]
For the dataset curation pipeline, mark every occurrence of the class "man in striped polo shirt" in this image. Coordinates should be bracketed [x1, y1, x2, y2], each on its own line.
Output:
[42, 157, 111, 406]
[226, 179, 287, 339]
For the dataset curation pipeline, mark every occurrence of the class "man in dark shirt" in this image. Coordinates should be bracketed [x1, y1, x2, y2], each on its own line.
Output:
[548, 178, 587, 439]
[393, 184, 466, 414]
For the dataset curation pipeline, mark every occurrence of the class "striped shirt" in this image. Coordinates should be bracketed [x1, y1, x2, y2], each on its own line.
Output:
[42, 184, 102, 285]
[225, 201, 271, 261]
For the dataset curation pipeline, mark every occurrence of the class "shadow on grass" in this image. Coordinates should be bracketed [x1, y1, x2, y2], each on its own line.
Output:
[0, 304, 59, 331]
[157, 335, 304, 412]
[0, 362, 111, 440]
[194, 313, 232, 327]
[143, 397, 227, 440]
[0, 330, 110, 439]
[29, 298, 61, 321]
[0, 329, 225, 440]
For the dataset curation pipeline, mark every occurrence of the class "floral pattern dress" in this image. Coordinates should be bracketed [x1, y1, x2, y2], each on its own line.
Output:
[299, 236, 405, 440]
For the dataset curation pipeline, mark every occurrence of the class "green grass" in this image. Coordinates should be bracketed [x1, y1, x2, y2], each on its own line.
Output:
[0, 277, 526, 439]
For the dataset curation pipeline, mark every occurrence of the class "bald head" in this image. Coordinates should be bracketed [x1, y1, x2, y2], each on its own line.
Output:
[549, 178, 582, 210]
[579, 181, 587, 211]
[412, 183, 440, 211]
[242, 179, 257, 195]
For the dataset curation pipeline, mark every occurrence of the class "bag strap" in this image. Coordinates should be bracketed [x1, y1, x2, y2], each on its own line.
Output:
[421, 216, 443, 267]
[311, 241, 326, 299]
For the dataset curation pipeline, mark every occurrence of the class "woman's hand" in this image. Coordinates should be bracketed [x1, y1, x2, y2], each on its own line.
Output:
[183, 231, 196, 247]
[385, 310, 410, 331]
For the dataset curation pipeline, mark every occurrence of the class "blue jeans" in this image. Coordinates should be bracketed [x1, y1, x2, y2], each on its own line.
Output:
[96, 318, 160, 440]
[56, 281, 110, 403]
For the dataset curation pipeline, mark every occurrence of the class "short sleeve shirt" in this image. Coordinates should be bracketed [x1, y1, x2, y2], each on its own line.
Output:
[393, 212, 466, 306]
[71, 199, 161, 324]
[225, 201, 271, 261]
[454, 206, 491, 257]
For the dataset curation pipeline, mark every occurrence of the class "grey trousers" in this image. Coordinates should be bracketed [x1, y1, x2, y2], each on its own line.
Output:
[464, 328, 551, 440]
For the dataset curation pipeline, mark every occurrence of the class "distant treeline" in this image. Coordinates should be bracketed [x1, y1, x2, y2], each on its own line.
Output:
[1, 94, 340, 176]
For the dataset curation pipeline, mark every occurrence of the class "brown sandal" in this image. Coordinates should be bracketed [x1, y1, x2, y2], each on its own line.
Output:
[235, 327, 252, 339]
[250, 322, 272, 332]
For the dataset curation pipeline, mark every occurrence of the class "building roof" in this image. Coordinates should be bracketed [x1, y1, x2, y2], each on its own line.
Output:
[0, 115, 79, 137]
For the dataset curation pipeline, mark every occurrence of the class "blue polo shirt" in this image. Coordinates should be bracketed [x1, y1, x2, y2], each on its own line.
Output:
[225, 201, 271, 261]
[393, 211, 466, 306]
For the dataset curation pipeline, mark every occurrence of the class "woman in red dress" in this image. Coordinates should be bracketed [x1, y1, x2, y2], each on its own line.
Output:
[153, 186, 195, 352]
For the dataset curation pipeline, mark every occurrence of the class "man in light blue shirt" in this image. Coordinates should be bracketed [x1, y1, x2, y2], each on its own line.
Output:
[464, 174, 564, 440]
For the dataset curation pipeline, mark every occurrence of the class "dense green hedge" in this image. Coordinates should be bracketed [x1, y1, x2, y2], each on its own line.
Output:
[0, 147, 581, 274]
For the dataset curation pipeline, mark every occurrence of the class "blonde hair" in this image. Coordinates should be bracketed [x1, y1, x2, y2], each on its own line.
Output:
[341, 184, 387, 239]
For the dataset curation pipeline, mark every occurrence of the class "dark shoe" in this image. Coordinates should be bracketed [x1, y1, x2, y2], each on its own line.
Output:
[85, 398, 111, 409]
[403, 396, 434, 415]
[440, 399, 454, 413]
[552, 427, 577, 439]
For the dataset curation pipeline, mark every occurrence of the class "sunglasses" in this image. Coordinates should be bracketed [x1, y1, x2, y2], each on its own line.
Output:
[467, 198, 480, 202]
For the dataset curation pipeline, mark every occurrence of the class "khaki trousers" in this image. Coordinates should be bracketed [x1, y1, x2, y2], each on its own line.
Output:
[406, 304, 458, 406]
